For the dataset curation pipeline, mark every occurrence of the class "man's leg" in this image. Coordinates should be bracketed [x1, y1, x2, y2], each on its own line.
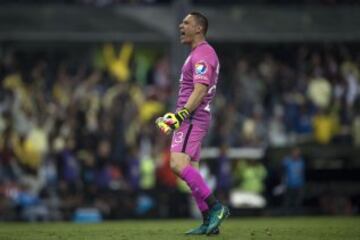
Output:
[170, 152, 227, 235]
[169, 123, 229, 234]
[170, 152, 212, 202]
[189, 162, 210, 212]
[171, 152, 222, 209]
[183, 162, 220, 235]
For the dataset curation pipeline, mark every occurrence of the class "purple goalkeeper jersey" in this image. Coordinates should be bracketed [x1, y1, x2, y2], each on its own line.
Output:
[176, 41, 220, 128]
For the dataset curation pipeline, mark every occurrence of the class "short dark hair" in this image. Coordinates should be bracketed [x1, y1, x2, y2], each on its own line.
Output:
[189, 11, 208, 35]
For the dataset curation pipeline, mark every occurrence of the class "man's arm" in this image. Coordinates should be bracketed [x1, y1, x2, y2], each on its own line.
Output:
[156, 54, 214, 133]
[157, 83, 208, 132]
[184, 83, 208, 113]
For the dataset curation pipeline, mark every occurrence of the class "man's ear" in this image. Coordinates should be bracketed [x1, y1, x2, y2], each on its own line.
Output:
[196, 25, 203, 34]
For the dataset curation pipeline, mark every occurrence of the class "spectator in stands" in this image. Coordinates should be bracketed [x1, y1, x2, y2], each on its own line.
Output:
[312, 108, 339, 144]
[268, 105, 288, 147]
[307, 74, 332, 110]
[241, 106, 267, 147]
[281, 147, 305, 214]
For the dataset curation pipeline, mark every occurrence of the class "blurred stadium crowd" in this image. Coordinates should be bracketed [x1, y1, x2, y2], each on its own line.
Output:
[212, 44, 360, 148]
[0, 42, 359, 221]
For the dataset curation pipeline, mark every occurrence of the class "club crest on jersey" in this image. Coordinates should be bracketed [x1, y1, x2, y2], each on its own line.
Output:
[195, 61, 208, 75]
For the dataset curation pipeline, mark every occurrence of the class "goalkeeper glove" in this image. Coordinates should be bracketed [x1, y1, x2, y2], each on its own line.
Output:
[155, 117, 172, 135]
[163, 108, 190, 130]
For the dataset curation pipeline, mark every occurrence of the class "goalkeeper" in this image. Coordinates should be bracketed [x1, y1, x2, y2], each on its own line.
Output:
[156, 11, 229, 235]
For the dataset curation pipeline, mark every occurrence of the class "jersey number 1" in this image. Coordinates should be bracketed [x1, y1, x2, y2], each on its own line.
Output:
[204, 64, 220, 112]
[204, 85, 216, 112]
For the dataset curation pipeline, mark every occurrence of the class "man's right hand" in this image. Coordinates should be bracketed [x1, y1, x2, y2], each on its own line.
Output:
[155, 117, 173, 135]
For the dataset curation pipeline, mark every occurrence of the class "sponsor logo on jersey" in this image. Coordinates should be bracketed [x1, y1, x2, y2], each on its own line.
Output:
[195, 61, 208, 75]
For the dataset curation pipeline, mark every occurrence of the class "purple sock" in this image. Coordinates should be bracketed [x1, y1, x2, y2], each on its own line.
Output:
[194, 192, 209, 212]
[180, 165, 212, 205]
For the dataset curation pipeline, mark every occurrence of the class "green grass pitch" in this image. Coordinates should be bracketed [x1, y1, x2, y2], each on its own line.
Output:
[0, 217, 359, 240]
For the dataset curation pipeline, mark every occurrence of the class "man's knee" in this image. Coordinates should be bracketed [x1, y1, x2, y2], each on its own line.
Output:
[170, 152, 191, 175]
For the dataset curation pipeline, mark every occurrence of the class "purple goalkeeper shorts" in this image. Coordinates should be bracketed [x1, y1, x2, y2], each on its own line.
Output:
[170, 122, 208, 161]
